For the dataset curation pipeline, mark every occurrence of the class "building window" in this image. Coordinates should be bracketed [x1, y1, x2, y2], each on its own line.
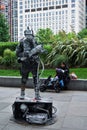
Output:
[65, 0, 68, 3]
[20, 6, 23, 9]
[71, 0, 75, 3]
[20, 15, 23, 19]
[62, 5, 68, 8]
[62, 0, 64, 4]
[20, 10, 23, 13]
[71, 4, 75, 8]
[59, 0, 61, 5]
[20, 24, 23, 27]
[71, 9, 75, 13]
[19, 2, 23, 5]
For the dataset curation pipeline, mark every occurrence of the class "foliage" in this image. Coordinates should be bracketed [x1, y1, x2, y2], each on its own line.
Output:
[1, 48, 18, 68]
[0, 13, 10, 41]
[36, 28, 54, 44]
[44, 44, 52, 53]
[0, 28, 87, 68]
[0, 42, 18, 56]
[48, 54, 68, 68]
[46, 35, 87, 67]
[78, 28, 87, 39]
[0, 56, 3, 64]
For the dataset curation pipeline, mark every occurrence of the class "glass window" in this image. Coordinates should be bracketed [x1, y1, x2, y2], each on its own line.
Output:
[49, 2, 51, 5]
[25, 15, 27, 18]
[62, 0, 64, 4]
[59, 11, 61, 15]
[20, 28, 23, 32]
[56, 1, 58, 5]
[66, 10, 68, 14]
[56, 11, 58, 15]
[71, 9, 75, 13]
[20, 20, 23, 23]
[20, 2, 23, 5]
[62, 10, 64, 14]
[59, 0, 61, 5]
[65, 0, 68, 3]
[20, 24, 23, 27]
[20, 15, 23, 19]
[71, 4, 75, 8]
[20, 10, 23, 13]
[46, 2, 48, 6]
[71, 0, 75, 3]
[71, 18, 75, 23]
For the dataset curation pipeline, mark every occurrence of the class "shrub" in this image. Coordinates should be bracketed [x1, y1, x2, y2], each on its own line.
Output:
[2, 49, 12, 66]
[0, 42, 18, 56]
[47, 54, 68, 68]
[2, 48, 18, 69]
[0, 56, 3, 64]
[44, 44, 52, 53]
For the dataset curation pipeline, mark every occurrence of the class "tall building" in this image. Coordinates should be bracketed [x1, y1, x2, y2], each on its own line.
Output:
[86, 0, 87, 28]
[0, 0, 6, 14]
[8, 0, 18, 41]
[0, 0, 18, 42]
[18, 0, 86, 41]
[1, 0, 86, 42]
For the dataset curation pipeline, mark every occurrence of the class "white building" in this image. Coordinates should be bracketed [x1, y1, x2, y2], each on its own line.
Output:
[18, 0, 86, 41]
[86, 0, 87, 28]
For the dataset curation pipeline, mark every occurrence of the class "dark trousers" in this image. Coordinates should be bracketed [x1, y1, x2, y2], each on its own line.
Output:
[20, 62, 38, 88]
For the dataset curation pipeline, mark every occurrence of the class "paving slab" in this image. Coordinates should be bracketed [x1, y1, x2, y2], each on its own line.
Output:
[63, 115, 87, 130]
[0, 87, 87, 130]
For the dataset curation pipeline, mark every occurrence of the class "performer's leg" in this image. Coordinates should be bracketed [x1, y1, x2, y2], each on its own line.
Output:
[20, 67, 29, 98]
[32, 64, 40, 100]
[33, 74, 40, 99]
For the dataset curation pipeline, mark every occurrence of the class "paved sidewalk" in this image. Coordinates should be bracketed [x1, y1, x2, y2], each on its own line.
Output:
[0, 87, 87, 130]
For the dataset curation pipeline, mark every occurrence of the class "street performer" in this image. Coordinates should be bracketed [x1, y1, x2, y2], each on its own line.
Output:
[16, 27, 44, 100]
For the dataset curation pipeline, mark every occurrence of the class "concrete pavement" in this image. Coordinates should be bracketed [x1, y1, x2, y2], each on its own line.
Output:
[0, 87, 87, 130]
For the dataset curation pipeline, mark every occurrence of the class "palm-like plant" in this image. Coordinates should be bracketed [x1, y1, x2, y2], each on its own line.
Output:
[46, 33, 87, 67]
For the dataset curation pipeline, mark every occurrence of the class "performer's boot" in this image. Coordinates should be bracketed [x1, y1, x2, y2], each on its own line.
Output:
[33, 73, 41, 100]
[35, 87, 41, 100]
[20, 85, 25, 99]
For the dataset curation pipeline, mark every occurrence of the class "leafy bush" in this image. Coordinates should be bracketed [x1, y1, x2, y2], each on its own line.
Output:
[46, 54, 68, 68]
[0, 42, 18, 56]
[44, 44, 52, 53]
[46, 38, 87, 67]
[1, 48, 19, 69]
[2, 49, 13, 66]
[0, 56, 3, 64]
[51, 55, 68, 67]
[40, 44, 52, 64]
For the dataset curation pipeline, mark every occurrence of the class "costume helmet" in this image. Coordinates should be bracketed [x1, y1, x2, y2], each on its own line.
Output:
[24, 27, 34, 36]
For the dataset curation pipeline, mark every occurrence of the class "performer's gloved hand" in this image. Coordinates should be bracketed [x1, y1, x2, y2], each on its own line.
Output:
[35, 45, 43, 52]
[41, 49, 48, 54]
[28, 45, 43, 57]
[24, 51, 30, 57]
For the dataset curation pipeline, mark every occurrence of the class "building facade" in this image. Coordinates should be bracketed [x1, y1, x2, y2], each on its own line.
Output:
[1, 0, 86, 41]
[0, 0, 18, 42]
[8, 0, 18, 41]
[18, 0, 86, 41]
[86, 0, 87, 28]
[0, 0, 7, 15]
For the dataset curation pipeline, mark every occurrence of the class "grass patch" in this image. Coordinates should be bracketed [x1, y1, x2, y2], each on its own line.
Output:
[0, 69, 20, 76]
[0, 68, 87, 79]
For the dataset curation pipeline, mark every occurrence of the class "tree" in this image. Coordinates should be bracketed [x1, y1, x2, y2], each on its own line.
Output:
[0, 13, 10, 42]
[78, 28, 87, 39]
[36, 28, 54, 44]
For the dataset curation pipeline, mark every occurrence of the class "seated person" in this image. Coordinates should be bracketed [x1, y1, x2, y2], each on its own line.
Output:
[55, 62, 70, 89]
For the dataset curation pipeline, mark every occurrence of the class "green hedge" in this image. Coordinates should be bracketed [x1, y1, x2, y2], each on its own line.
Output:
[0, 42, 18, 56]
